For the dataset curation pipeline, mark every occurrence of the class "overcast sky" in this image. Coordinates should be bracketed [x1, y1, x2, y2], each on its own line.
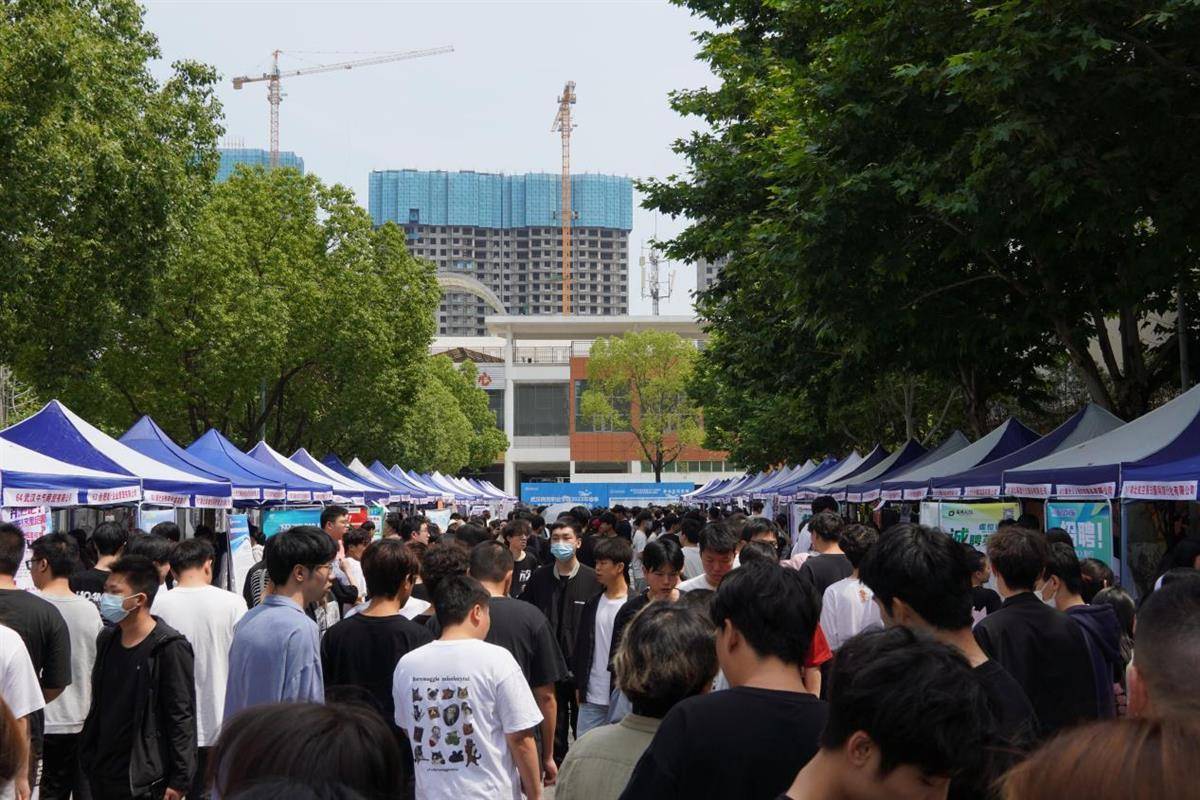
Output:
[143, 0, 716, 315]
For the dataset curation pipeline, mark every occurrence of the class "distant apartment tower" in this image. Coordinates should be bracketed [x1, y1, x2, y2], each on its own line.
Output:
[694, 257, 727, 295]
[216, 148, 305, 182]
[369, 170, 633, 336]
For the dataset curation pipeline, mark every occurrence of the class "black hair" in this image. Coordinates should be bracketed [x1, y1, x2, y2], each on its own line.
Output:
[320, 506, 349, 530]
[1016, 513, 1041, 532]
[615, 603, 718, 719]
[249, 523, 266, 547]
[361, 539, 419, 599]
[501, 519, 531, 542]
[454, 523, 491, 549]
[839, 523, 879, 569]
[90, 521, 129, 558]
[150, 521, 181, 543]
[432, 574, 491, 628]
[634, 509, 654, 525]
[878, 507, 900, 531]
[170, 538, 215, 574]
[125, 533, 175, 566]
[859, 524, 973, 630]
[110, 555, 163, 605]
[420, 542, 470, 599]
[530, 514, 546, 531]
[822, 627, 989, 777]
[593, 536, 633, 567]
[469, 541, 515, 584]
[808, 510, 844, 543]
[31, 533, 79, 579]
[384, 512, 403, 535]
[711, 561, 818, 666]
[812, 495, 838, 515]
[749, 500, 764, 513]
[67, 528, 93, 568]
[962, 544, 988, 573]
[360, 521, 375, 533]
[740, 517, 780, 544]
[599, 511, 618, 529]
[548, 519, 579, 538]
[738, 540, 778, 566]
[0, 525, 23, 576]
[1093, 587, 1136, 642]
[1045, 527, 1074, 548]
[986, 526, 1048, 591]
[1132, 578, 1200, 712]
[698, 522, 738, 555]
[680, 515, 704, 545]
[1045, 542, 1084, 596]
[343, 528, 372, 550]
[211, 702, 404, 800]
[1079, 558, 1115, 603]
[641, 538, 684, 573]
[264, 526, 338, 586]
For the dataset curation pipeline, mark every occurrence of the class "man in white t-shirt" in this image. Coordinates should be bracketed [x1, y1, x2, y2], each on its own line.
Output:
[573, 537, 631, 737]
[0, 623, 43, 800]
[153, 538, 248, 800]
[394, 574, 543, 800]
[819, 523, 883, 651]
[29, 533, 103, 800]
[679, 516, 704, 580]
[678, 523, 739, 593]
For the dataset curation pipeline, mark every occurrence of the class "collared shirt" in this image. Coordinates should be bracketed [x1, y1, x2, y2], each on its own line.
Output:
[224, 594, 323, 718]
[555, 559, 581, 580]
[556, 713, 662, 800]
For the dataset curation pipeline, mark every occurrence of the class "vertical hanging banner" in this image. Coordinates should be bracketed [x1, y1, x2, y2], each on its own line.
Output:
[228, 514, 255, 597]
[1, 507, 53, 589]
[1045, 502, 1114, 565]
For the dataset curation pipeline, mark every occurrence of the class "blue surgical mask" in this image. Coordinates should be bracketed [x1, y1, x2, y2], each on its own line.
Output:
[550, 542, 575, 561]
[99, 592, 133, 625]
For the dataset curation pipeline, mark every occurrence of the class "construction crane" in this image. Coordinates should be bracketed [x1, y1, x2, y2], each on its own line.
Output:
[551, 80, 577, 315]
[232, 46, 454, 168]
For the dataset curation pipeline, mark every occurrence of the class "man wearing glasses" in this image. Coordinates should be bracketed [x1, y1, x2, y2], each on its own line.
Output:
[224, 526, 336, 717]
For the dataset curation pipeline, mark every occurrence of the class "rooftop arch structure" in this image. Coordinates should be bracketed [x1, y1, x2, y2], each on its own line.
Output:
[436, 272, 507, 316]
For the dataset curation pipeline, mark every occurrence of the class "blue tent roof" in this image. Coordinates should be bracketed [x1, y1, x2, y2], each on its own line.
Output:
[0, 437, 142, 507]
[121, 417, 282, 507]
[289, 449, 387, 504]
[369, 460, 438, 500]
[187, 429, 328, 503]
[775, 456, 845, 497]
[789, 446, 891, 499]
[882, 419, 1039, 500]
[837, 439, 930, 502]
[321, 454, 400, 502]
[932, 406, 1124, 499]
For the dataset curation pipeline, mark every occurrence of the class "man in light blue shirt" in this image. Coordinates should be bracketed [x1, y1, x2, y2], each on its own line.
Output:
[224, 526, 336, 718]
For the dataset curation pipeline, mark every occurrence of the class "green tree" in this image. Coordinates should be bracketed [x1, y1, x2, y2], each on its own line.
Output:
[447, 361, 509, 470]
[581, 331, 704, 482]
[0, 0, 223, 390]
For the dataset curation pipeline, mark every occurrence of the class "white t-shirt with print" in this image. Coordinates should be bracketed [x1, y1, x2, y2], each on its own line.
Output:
[34, 592, 102, 733]
[393, 638, 543, 800]
[820, 576, 883, 651]
[153, 585, 248, 746]
[586, 594, 627, 705]
[0, 624, 43, 720]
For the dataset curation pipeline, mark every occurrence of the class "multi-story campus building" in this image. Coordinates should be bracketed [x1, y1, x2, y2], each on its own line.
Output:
[694, 256, 727, 295]
[370, 170, 632, 336]
[432, 315, 740, 494]
[216, 148, 304, 182]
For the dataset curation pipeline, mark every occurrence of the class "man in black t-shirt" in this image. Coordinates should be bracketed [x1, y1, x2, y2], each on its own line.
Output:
[0, 523, 72, 788]
[621, 561, 829, 799]
[503, 520, 539, 599]
[322, 539, 430, 800]
[859, 523, 1037, 799]
[966, 546, 1003, 620]
[779, 628, 991, 799]
[69, 521, 128, 607]
[797, 511, 853, 596]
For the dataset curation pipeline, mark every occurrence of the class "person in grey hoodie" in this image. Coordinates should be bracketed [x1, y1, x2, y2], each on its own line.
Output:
[1041, 543, 1123, 718]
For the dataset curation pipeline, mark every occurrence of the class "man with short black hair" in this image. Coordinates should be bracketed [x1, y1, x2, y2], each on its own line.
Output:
[779, 627, 991, 800]
[384, 511, 404, 539]
[503, 520, 538, 598]
[798, 511, 852, 595]
[154, 538, 247, 799]
[394, 575, 544, 800]
[400, 516, 430, 544]
[80, 556, 196, 800]
[0, 522, 72, 792]
[621, 562, 828, 798]
[70, 521, 128, 605]
[30, 532, 101, 800]
[678, 523, 738, 592]
[1127, 577, 1200, 717]
[678, 515, 705, 580]
[974, 526, 1098, 738]
[125, 533, 175, 595]
[858, 523, 1036, 797]
[225, 527, 335, 715]
[573, 536, 632, 737]
[149, 521, 181, 544]
[790, 496, 838, 558]
[319, 505, 358, 629]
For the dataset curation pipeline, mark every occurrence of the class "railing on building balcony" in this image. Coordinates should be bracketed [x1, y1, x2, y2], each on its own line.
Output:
[512, 346, 572, 365]
[512, 436, 571, 448]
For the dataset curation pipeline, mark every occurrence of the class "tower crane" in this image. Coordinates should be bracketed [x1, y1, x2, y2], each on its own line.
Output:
[232, 46, 454, 168]
[551, 80, 577, 315]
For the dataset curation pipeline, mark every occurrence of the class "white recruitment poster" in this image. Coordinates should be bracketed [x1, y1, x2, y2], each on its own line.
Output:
[1, 507, 53, 589]
[228, 514, 255, 598]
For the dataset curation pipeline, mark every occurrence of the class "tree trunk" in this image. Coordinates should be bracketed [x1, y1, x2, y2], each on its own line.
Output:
[1180, 285, 1192, 390]
[956, 363, 990, 439]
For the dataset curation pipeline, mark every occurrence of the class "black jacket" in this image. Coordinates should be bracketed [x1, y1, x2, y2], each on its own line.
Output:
[518, 562, 599, 677]
[81, 620, 197, 796]
[974, 592, 1099, 740]
[572, 590, 607, 697]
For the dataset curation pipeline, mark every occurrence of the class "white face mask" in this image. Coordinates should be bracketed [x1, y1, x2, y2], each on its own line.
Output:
[1036, 580, 1057, 607]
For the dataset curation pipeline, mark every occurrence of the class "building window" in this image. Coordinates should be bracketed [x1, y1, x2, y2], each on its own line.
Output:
[514, 383, 569, 436]
[574, 379, 630, 432]
[487, 389, 505, 430]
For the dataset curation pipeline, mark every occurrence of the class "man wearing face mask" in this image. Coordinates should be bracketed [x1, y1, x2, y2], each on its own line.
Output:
[519, 519, 599, 764]
[79, 555, 197, 800]
[224, 526, 336, 717]
[973, 527, 1099, 740]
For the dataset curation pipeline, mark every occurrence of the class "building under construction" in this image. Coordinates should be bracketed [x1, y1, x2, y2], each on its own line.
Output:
[369, 169, 632, 335]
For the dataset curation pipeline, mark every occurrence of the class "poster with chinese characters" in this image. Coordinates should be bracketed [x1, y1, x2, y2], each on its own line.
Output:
[1045, 502, 1114, 566]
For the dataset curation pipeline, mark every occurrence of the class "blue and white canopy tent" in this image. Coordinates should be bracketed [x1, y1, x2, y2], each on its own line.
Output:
[0, 437, 142, 507]
[392, 468, 453, 502]
[346, 457, 417, 502]
[291, 449, 388, 505]
[834, 439, 930, 503]
[2, 401, 231, 508]
[880, 419, 1039, 501]
[320, 454, 401, 504]
[368, 461, 441, 503]
[784, 446, 891, 500]
[121, 417, 285, 507]
[750, 462, 815, 499]
[188, 429, 332, 504]
[248, 441, 361, 504]
[774, 455, 855, 499]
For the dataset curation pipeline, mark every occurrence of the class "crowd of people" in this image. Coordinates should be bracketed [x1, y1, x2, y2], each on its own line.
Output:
[0, 498, 1195, 799]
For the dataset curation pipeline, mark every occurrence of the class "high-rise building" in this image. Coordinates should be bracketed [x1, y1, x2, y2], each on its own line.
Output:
[216, 148, 305, 182]
[369, 170, 633, 336]
[694, 256, 727, 296]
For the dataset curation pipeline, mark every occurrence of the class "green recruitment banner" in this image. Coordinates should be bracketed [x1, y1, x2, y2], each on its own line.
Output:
[1045, 502, 1114, 566]
[927, 502, 1021, 549]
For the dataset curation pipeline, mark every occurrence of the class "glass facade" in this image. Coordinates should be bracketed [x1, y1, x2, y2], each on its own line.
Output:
[216, 148, 305, 182]
[641, 460, 736, 473]
[514, 383, 570, 436]
[574, 379, 630, 432]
